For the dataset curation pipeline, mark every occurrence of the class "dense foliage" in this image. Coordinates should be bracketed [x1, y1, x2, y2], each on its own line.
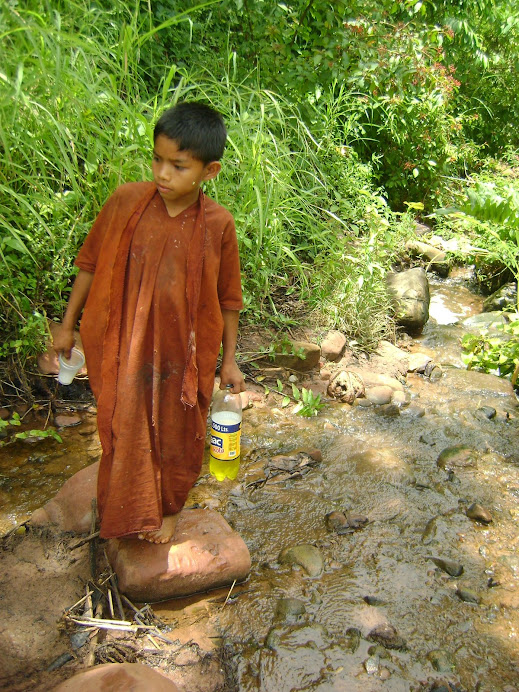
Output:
[1, 0, 519, 390]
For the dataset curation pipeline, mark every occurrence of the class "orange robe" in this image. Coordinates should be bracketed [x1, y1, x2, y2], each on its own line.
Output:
[75, 182, 243, 538]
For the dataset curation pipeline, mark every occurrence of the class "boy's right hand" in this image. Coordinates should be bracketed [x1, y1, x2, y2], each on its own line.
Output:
[52, 324, 76, 359]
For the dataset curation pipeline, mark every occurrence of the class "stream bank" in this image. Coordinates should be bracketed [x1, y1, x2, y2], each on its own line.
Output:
[1, 268, 519, 691]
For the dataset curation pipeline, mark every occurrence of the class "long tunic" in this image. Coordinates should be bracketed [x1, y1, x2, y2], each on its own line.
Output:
[75, 182, 243, 538]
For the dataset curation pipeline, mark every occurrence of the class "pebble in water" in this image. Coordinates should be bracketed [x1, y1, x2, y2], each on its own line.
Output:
[367, 623, 407, 651]
[429, 557, 464, 577]
[466, 503, 493, 524]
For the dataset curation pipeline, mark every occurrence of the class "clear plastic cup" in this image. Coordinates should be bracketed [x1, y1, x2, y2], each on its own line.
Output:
[58, 347, 85, 385]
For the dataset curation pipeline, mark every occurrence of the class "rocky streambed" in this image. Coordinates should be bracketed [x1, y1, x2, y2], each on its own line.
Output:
[1, 269, 519, 691]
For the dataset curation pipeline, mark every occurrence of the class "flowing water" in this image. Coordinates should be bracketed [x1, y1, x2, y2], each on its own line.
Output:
[1, 269, 519, 691]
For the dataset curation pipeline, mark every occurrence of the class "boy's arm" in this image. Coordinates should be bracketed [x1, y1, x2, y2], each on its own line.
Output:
[52, 269, 94, 358]
[219, 309, 245, 392]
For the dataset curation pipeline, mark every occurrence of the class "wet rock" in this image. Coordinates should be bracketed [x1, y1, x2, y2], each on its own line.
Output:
[483, 282, 517, 312]
[421, 516, 450, 546]
[349, 369, 405, 392]
[363, 595, 387, 606]
[427, 648, 455, 673]
[275, 597, 306, 622]
[364, 654, 380, 675]
[391, 390, 408, 407]
[456, 587, 482, 605]
[278, 544, 324, 577]
[271, 340, 321, 372]
[474, 406, 497, 421]
[320, 330, 346, 361]
[325, 510, 368, 534]
[106, 509, 251, 602]
[365, 386, 393, 405]
[401, 403, 425, 418]
[425, 363, 443, 381]
[342, 627, 361, 653]
[374, 403, 400, 417]
[327, 371, 365, 403]
[386, 267, 430, 335]
[407, 352, 433, 373]
[367, 623, 406, 650]
[466, 502, 493, 524]
[437, 446, 478, 471]
[51, 663, 180, 691]
[30, 461, 98, 533]
[54, 413, 82, 428]
[429, 557, 464, 577]
[405, 239, 449, 276]
[367, 644, 391, 659]
[375, 341, 410, 377]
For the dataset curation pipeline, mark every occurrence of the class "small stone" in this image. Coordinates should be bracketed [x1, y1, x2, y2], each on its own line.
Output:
[364, 595, 386, 606]
[456, 587, 482, 605]
[54, 413, 82, 428]
[320, 330, 347, 362]
[427, 648, 455, 673]
[401, 404, 425, 418]
[0, 407, 10, 420]
[365, 386, 393, 405]
[407, 353, 433, 372]
[429, 557, 464, 577]
[466, 503, 493, 524]
[278, 544, 324, 577]
[374, 403, 400, 417]
[288, 374, 298, 383]
[367, 623, 406, 650]
[391, 390, 408, 407]
[475, 406, 497, 420]
[275, 597, 306, 621]
[343, 627, 361, 653]
[437, 446, 478, 471]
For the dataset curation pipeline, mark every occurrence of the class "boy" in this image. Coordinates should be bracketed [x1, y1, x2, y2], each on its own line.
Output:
[53, 102, 244, 544]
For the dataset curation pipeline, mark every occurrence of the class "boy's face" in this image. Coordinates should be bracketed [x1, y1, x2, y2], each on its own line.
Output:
[152, 134, 220, 212]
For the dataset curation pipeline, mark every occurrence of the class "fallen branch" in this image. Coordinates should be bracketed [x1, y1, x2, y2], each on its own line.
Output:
[69, 531, 100, 550]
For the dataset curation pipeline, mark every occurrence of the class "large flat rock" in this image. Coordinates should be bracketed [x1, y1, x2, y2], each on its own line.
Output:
[106, 508, 251, 602]
[30, 462, 98, 533]
[52, 662, 179, 691]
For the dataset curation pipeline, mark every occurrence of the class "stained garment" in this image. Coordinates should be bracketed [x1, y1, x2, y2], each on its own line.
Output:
[75, 182, 243, 538]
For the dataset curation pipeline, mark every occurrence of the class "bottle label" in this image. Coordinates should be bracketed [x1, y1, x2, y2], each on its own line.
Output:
[210, 411, 241, 460]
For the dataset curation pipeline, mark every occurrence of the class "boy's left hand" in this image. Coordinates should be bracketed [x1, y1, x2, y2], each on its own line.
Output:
[220, 360, 245, 392]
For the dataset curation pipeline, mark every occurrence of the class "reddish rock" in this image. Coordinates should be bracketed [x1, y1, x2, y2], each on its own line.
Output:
[30, 462, 98, 533]
[321, 330, 346, 362]
[52, 663, 180, 691]
[54, 413, 82, 428]
[106, 508, 251, 602]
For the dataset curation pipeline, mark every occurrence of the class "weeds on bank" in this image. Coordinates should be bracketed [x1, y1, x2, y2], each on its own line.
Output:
[1, 0, 410, 396]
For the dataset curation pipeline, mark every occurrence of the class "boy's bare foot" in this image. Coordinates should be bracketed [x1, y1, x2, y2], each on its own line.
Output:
[138, 515, 178, 544]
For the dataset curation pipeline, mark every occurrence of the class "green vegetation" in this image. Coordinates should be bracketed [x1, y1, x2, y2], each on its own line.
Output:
[462, 320, 519, 385]
[1, 0, 519, 396]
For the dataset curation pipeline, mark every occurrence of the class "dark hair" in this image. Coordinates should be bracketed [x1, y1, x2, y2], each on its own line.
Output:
[153, 101, 227, 163]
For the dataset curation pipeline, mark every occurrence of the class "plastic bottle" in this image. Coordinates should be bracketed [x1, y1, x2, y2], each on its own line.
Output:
[210, 384, 242, 480]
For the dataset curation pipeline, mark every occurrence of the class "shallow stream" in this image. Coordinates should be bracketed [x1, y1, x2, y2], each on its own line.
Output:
[1, 269, 519, 691]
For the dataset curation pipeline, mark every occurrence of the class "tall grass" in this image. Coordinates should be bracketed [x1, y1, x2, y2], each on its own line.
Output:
[0, 0, 409, 383]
